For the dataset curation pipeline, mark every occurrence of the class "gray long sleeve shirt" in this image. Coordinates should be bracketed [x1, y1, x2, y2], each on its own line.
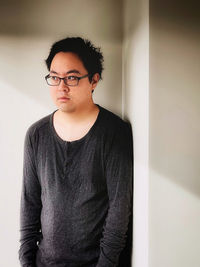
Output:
[19, 104, 133, 267]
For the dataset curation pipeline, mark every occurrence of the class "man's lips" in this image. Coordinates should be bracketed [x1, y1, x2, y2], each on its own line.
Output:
[58, 97, 70, 100]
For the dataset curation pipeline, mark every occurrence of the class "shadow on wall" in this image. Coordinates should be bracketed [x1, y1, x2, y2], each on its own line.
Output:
[0, 0, 122, 40]
[149, 0, 200, 197]
[0, 0, 123, 114]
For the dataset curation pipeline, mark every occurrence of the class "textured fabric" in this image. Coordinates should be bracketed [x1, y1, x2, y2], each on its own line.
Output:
[19, 104, 133, 267]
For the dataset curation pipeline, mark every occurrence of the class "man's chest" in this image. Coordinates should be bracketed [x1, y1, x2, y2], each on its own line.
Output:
[35, 135, 106, 196]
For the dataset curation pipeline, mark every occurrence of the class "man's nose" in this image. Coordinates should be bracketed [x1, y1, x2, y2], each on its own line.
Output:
[58, 79, 70, 92]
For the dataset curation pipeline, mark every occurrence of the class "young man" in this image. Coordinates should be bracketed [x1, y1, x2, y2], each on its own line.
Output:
[19, 37, 133, 267]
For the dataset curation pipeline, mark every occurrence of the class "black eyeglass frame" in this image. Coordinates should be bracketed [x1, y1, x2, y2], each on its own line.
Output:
[45, 73, 90, 86]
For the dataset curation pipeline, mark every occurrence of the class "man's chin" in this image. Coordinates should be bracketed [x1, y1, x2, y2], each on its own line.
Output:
[58, 103, 76, 113]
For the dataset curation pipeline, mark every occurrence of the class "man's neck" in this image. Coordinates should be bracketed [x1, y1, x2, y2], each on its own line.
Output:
[55, 102, 99, 126]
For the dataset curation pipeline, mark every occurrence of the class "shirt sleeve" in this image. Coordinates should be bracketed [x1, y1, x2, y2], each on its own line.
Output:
[96, 121, 133, 267]
[18, 128, 42, 267]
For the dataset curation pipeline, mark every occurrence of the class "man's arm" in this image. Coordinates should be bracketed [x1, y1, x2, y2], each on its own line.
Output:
[97, 122, 133, 267]
[19, 128, 42, 267]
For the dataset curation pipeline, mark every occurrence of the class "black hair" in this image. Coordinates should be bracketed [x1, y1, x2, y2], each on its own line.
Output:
[45, 37, 104, 83]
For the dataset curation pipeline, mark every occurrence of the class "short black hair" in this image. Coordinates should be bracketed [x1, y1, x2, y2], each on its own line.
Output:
[45, 37, 104, 82]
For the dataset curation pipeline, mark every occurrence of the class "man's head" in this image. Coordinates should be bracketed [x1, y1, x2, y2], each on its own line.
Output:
[45, 37, 104, 83]
[45, 37, 104, 113]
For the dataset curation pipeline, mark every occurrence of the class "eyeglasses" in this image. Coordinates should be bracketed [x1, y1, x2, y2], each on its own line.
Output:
[45, 73, 89, 86]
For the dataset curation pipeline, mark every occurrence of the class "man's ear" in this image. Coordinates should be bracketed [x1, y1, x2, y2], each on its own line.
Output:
[91, 73, 100, 88]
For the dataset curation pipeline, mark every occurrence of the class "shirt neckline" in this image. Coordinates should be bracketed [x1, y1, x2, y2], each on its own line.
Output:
[49, 103, 102, 145]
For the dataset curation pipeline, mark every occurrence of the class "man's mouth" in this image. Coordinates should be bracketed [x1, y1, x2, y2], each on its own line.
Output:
[58, 97, 70, 100]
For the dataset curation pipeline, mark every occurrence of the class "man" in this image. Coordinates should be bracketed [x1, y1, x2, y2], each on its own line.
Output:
[19, 37, 133, 267]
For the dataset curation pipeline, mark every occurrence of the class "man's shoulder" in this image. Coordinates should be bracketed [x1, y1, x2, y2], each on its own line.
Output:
[25, 112, 52, 139]
[99, 104, 131, 131]
[98, 105, 133, 153]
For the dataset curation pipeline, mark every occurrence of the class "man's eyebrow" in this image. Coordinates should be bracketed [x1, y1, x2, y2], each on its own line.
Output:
[66, 69, 81, 74]
[49, 70, 57, 74]
[50, 69, 81, 75]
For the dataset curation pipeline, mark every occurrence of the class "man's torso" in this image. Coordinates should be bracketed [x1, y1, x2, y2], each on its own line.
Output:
[24, 104, 130, 266]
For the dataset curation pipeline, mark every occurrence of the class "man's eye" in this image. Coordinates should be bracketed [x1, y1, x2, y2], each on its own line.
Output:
[67, 76, 77, 81]
[50, 76, 59, 81]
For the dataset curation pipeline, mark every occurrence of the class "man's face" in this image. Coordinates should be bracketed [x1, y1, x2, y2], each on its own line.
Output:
[49, 51, 99, 113]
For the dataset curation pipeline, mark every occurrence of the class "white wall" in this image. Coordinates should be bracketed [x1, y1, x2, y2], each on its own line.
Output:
[123, 0, 149, 267]
[149, 2, 200, 267]
[0, 1, 123, 266]
[123, 1, 200, 267]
